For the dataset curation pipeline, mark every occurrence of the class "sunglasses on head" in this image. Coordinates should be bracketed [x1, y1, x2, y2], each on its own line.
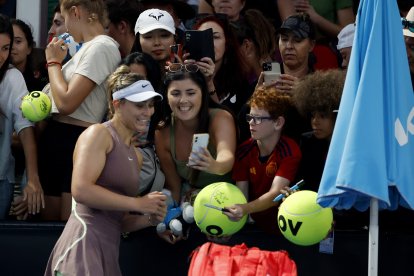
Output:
[402, 17, 414, 33]
[167, 63, 199, 73]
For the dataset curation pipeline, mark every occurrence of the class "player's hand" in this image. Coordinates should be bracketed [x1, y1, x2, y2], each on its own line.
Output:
[135, 192, 167, 217]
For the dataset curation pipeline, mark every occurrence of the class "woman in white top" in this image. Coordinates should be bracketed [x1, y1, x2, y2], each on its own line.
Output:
[38, 0, 121, 221]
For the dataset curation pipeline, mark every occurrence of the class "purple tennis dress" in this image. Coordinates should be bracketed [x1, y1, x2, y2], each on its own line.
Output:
[44, 121, 139, 275]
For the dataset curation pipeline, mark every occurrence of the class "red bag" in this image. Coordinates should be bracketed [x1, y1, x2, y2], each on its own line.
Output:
[188, 242, 297, 276]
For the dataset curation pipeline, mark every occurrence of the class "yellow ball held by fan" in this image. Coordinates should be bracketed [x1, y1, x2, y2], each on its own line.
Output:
[193, 182, 248, 237]
[277, 190, 333, 246]
[21, 91, 51, 122]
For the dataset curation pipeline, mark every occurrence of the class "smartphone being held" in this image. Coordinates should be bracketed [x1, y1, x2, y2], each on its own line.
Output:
[187, 133, 209, 167]
[184, 29, 215, 62]
[262, 62, 281, 85]
[169, 44, 183, 63]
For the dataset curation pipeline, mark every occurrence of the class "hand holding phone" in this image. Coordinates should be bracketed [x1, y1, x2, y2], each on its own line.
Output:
[262, 62, 281, 85]
[184, 29, 215, 62]
[187, 133, 209, 167]
[169, 44, 183, 63]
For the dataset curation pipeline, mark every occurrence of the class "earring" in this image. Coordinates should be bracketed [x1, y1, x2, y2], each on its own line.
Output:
[88, 13, 97, 23]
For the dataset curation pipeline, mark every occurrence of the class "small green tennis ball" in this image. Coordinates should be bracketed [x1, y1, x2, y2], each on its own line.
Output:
[278, 190, 333, 246]
[193, 182, 247, 237]
[21, 91, 51, 122]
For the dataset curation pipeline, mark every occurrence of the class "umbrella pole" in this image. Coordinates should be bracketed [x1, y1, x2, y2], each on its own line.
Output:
[368, 198, 379, 276]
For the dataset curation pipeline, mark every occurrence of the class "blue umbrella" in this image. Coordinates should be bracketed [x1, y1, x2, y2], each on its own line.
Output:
[317, 0, 414, 275]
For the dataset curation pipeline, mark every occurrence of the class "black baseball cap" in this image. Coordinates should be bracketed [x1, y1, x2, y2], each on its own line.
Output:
[278, 14, 315, 39]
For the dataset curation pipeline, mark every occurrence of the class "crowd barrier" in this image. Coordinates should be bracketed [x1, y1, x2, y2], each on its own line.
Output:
[1, 215, 412, 276]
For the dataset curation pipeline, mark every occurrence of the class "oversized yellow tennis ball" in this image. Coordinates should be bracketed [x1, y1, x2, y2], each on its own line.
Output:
[193, 182, 247, 237]
[21, 91, 51, 122]
[278, 190, 333, 246]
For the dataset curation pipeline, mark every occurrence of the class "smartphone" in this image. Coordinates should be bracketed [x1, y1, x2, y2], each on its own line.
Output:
[184, 29, 215, 62]
[187, 133, 209, 166]
[262, 62, 281, 85]
[169, 44, 183, 63]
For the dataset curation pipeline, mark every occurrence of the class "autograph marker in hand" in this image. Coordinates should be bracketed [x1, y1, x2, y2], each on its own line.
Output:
[204, 203, 230, 213]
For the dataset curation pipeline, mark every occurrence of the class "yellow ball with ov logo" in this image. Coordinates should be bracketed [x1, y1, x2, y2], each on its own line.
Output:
[278, 190, 333, 246]
[193, 182, 247, 237]
[21, 91, 51, 122]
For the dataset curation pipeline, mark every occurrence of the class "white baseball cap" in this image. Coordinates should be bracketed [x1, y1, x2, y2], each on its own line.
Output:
[403, 7, 414, 38]
[337, 23, 355, 50]
[135, 9, 175, 35]
[113, 80, 163, 102]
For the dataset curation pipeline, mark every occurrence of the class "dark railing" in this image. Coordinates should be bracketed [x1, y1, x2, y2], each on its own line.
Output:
[1, 208, 413, 276]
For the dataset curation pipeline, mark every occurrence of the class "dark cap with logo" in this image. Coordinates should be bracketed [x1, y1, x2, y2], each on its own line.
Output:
[278, 13, 315, 40]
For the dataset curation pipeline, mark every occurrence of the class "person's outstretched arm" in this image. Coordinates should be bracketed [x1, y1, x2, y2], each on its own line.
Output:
[189, 109, 237, 175]
[294, 1, 355, 37]
[277, 0, 296, 20]
[226, 176, 290, 221]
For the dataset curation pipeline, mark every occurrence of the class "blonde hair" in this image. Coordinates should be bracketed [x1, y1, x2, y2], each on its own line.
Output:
[106, 65, 145, 119]
[60, 0, 108, 26]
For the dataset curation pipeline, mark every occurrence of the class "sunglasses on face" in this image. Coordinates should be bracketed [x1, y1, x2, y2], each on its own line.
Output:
[246, 114, 273, 125]
[402, 18, 414, 33]
[167, 63, 199, 73]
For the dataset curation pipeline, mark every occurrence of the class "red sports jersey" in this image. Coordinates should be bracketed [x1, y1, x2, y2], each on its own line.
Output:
[233, 136, 301, 201]
[232, 136, 302, 234]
